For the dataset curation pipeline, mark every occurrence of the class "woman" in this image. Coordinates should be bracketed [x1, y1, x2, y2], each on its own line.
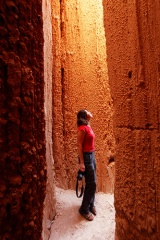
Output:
[77, 109, 97, 221]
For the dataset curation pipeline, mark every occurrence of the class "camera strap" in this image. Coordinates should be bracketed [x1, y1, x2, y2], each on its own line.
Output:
[76, 178, 84, 198]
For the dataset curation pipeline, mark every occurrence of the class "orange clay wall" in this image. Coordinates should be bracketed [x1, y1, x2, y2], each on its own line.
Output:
[103, 0, 160, 239]
[52, 0, 115, 193]
[0, 0, 50, 239]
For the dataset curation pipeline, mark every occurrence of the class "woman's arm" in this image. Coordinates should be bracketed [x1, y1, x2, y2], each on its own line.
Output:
[77, 130, 85, 172]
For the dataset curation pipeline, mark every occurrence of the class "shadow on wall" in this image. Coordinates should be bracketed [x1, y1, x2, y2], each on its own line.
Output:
[107, 157, 115, 194]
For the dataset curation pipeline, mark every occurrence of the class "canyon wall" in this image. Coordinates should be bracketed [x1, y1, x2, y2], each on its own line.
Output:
[52, 0, 115, 193]
[0, 0, 49, 239]
[42, 0, 56, 239]
[103, 0, 160, 239]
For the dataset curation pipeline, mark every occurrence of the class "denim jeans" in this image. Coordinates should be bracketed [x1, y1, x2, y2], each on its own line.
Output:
[81, 151, 96, 214]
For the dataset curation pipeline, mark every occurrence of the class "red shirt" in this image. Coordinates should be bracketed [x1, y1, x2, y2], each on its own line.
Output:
[78, 125, 95, 152]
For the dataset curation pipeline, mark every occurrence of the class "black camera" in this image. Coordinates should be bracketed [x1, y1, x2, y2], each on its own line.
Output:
[77, 170, 85, 180]
[76, 170, 85, 198]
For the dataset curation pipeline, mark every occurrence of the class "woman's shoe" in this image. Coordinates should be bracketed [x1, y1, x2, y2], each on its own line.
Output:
[79, 208, 94, 221]
[89, 206, 97, 216]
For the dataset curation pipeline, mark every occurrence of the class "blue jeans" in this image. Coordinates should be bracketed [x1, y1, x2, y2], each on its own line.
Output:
[80, 151, 96, 214]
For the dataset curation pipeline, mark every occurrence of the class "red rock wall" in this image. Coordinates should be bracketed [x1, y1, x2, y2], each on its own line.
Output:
[0, 0, 47, 239]
[52, 0, 67, 189]
[103, 0, 160, 239]
[52, 0, 115, 193]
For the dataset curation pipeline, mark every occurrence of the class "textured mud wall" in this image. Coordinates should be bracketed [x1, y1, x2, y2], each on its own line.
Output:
[52, 0, 115, 193]
[52, 0, 67, 189]
[103, 0, 160, 239]
[42, 0, 56, 239]
[0, 1, 47, 239]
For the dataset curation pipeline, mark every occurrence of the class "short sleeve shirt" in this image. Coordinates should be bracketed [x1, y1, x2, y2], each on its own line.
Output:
[78, 125, 95, 152]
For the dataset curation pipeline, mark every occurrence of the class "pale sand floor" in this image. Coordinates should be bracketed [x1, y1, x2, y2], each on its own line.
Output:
[49, 187, 115, 240]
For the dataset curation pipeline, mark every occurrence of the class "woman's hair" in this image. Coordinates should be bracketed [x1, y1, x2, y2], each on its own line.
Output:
[77, 109, 88, 126]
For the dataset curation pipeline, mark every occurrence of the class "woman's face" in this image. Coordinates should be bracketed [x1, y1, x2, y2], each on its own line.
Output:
[85, 110, 93, 121]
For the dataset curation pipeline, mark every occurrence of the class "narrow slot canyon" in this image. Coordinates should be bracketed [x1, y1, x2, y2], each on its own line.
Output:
[0, 0, 160, 240]
[44, 0, 116, 238]
[51, 0, 115, 195]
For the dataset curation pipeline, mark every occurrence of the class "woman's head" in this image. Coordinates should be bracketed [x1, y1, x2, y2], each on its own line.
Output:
[77, 109, 92, 126]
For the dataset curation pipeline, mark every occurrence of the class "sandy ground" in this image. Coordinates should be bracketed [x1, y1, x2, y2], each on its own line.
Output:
[49, 187, 115, 240]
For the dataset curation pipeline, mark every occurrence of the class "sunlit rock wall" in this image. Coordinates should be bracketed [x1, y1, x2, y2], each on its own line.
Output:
[42, 0, 56, 239]
[0, 0, 47, 239]
[52, 0, 115, 192]
[103, 0, 160, 239]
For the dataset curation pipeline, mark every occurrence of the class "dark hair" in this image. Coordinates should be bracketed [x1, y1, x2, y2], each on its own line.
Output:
[77, 109, 88, 126]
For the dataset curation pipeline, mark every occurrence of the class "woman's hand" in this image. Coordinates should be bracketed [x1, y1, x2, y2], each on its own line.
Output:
[79, 163, 85, 172]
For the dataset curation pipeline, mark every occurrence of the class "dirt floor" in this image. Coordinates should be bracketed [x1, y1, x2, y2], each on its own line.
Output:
[49, 187, 115, 240]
